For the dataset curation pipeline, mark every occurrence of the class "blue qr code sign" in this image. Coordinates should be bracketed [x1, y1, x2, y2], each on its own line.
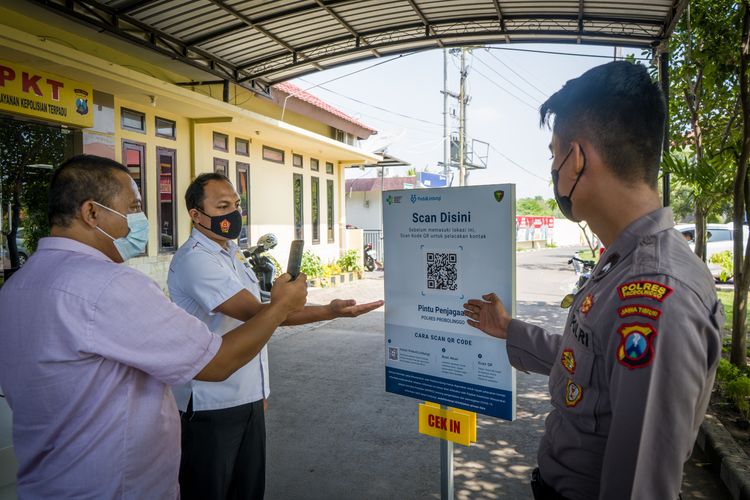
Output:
[426, 252, 458, 291]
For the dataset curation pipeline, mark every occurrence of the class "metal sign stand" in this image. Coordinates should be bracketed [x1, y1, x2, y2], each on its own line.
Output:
[440, 404, 454, 499]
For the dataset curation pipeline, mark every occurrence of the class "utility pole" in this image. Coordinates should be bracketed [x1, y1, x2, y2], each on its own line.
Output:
[458, 48, 467, 186]
[443, 48, 449, 179]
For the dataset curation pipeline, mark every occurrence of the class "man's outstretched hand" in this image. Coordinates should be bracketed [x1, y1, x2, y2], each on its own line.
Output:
[463, 293, 511, 340]
[329, 298, 384, 318]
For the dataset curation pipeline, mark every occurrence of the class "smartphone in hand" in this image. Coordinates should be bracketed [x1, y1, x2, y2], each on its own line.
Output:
[287, 240, 304, 280]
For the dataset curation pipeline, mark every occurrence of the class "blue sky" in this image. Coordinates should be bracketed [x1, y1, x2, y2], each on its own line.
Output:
[293, 43, 641, 199]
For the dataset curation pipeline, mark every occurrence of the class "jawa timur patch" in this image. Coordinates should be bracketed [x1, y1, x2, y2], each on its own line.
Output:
[617, 304, 662, 320]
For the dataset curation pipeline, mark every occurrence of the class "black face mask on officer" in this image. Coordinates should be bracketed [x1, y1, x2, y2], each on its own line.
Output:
[551, 144, 586, 221]
[197, 208, 243, 239]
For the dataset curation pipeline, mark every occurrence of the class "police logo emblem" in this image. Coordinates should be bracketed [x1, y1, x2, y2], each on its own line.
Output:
[561, 349, 576, 374]
[617, 323, 657, 369]
[565, 380, 583, 407]
[220, 219, 231, 233]
[580, 294, 594, 315]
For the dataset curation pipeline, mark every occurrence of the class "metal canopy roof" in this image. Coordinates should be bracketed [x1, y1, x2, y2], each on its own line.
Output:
[30, 0, 687, 93]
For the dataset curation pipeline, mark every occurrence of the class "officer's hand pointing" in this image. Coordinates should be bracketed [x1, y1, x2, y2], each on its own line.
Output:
[463, 293, 511, 340]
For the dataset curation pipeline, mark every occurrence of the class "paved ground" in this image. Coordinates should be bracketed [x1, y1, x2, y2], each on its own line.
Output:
[264, 247, 732, 500]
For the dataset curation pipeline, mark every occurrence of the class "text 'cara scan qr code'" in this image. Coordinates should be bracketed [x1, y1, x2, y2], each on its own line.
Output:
[426, 252, 458, 291]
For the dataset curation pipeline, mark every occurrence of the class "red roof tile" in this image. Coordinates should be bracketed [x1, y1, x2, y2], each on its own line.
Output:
[273, 81, 376, 134]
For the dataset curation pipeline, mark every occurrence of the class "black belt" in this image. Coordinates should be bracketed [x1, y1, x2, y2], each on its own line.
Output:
[531, 468, 683, 500]
[531, 468, 569, 500]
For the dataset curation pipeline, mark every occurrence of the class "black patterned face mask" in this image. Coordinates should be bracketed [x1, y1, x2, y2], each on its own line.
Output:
[198, 209, 243, 239]
[551, 145, 586, 222]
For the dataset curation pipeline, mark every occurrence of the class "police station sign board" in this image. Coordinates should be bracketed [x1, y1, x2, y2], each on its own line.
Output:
[384, 185, 516, 420]
[0, 60, 93, 128]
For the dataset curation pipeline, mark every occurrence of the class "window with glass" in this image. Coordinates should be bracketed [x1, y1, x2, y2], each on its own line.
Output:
[311, 176, 320, 244]
[213, 132, 228, 152]
[326, 162, 334, 175]
[236, 138, 250, 156]
[293, 174, 304, 240]
[236, 162, 250, 247]
[327, 179, 334, 243]
[157, 148, 177, 251]
[293, 153, 303, 168]
[122, 141, 146, 211]
[155, 117, 175, 139]
[214, 157, 228, 176]
[121, 108, 145, 132]
[263, 145, 285, 164]
[311, 158, 319, 172]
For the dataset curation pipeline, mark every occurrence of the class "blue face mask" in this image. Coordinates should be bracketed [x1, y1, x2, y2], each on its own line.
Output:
[93, 202, 149, 261]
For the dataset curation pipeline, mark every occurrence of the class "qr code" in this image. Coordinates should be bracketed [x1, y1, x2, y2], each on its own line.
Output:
[426, 252, 458, 291]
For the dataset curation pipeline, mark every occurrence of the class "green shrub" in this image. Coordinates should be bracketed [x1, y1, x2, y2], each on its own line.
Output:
[300, 250, 323, 278]
[710, 251, 733, 282]
[726, 376, 750, 420]
[337, 249, 362, 273]
[717, 358, 741, 389]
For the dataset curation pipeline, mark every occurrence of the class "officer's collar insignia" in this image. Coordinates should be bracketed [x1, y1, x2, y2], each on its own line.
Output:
[618, 280, 672, 302]
[598, 253, 619, 276]
[565, 380, 583, 407]
[561, 349, 576, 374]
[580, 294, 594, 315]
[616, 323, 657, 369]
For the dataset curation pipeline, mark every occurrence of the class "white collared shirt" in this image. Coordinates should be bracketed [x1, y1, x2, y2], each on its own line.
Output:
[168, 228, 269, 411]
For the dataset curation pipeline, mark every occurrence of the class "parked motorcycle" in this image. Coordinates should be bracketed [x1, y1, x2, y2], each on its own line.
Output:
[568, 256, 596, 294]
[243, 233, 278, 302]
[364, 243, 377, 271]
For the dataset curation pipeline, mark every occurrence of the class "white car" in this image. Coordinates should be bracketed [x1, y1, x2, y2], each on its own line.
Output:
[675, 223, 748, 280]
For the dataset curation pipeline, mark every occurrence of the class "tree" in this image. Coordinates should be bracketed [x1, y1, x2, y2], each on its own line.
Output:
[0, 118, 72, 269]
[667, 0, 742, 261]
[661, 146, 734, 229]
[732, 0, 750, 367]
[516, 196, 563, 217]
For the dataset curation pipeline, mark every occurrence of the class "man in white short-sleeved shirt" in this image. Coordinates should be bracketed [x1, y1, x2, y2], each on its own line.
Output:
[169, 173, 383, 499]
[0, 156, 307, 498]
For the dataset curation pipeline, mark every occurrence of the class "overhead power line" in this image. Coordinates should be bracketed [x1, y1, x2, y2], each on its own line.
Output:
[472, 53, 542, 105]
[297, 77, 443, 128]
[487, 143, 549, 182]
[485, 46, 650, 61]
[469, 66, 539, 111]
[482, 49, 551, 98]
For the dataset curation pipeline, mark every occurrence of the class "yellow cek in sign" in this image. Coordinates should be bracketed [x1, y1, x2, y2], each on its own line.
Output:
[418, 402, 477, 446]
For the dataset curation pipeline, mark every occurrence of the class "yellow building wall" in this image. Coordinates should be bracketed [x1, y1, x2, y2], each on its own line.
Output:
[189, 83, 334, 139]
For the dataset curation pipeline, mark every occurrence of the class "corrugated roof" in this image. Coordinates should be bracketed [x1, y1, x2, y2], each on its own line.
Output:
[272, 81, 376, 133]
[30, 0, 687, 92]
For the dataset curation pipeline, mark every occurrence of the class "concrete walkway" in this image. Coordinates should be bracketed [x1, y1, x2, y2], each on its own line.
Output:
[264, 248, 732, 499]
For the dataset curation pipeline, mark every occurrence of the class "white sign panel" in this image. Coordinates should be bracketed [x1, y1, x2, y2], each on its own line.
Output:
[384, 185, 516, 420]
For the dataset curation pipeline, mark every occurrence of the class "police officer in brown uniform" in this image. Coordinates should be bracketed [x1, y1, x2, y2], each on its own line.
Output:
[464, 61, 724, 500]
